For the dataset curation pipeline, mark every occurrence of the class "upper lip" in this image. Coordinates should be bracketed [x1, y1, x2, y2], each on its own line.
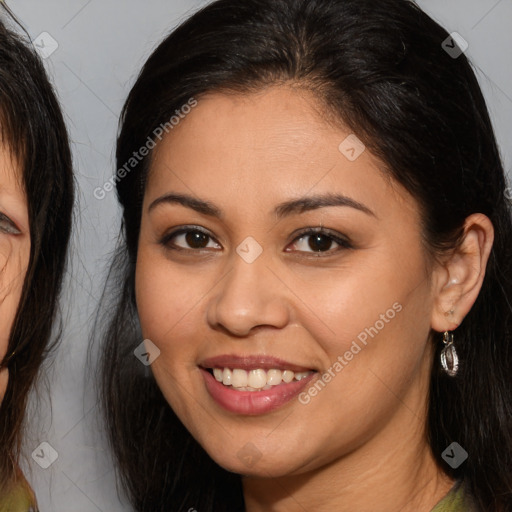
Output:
[200, 354, 315, 373]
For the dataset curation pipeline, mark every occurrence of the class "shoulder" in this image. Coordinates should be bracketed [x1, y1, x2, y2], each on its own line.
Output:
[0, 468, 38, 512]
[431, 479, 480, 512]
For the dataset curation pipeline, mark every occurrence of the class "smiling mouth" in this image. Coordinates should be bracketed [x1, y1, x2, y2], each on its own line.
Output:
[206, 367, 315, 391]
[200, 359, 318, 414]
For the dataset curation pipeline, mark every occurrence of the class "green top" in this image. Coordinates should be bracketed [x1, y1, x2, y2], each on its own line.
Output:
[431, 480, 478, 512]
[0, 467, 38, 512]
[0, 473, 480, 512]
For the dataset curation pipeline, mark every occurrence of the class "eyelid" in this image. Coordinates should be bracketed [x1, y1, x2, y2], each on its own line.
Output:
[160, 224, 213, 242]
[289, 226, 351, 244]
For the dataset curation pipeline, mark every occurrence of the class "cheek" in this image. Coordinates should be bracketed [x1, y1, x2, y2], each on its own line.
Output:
[282, 259, 434, 459]
[0, 237, 30, 401]
[0, 237, 15, 298]
[135, 247, 218, 427]
[135, 247, 208, 361]
[0, 239, 28, 342]
[288, 244, 431, 355]
[292, 251, 434, 427]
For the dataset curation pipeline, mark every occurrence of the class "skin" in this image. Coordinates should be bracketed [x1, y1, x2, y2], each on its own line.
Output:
[135, 85, 494, 511]
[0, 144, 30, 401]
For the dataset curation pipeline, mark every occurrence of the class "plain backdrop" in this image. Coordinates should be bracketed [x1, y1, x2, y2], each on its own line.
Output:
[5, 0, 511, 510]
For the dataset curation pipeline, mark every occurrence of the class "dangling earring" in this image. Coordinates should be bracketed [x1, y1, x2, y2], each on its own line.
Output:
[440, 331, 459, 376]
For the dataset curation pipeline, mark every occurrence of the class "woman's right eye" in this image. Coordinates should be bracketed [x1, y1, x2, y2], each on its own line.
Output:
[160, 227, 221, 252]
[0, 212, 21, 235]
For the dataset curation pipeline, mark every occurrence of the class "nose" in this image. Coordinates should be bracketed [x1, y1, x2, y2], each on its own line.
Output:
[206, 249, 290, 337]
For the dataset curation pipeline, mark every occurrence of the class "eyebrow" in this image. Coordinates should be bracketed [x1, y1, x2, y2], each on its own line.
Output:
[148, 192, 376, 219]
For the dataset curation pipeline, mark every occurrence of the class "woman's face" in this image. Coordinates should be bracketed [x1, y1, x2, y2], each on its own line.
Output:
[135, 86, 438, 477]
[0, 146, 30, 400]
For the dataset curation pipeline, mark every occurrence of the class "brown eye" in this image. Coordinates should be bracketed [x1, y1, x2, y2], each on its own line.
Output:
[287, 228, 353, 256]
[182, 230, 211, 249]
[298, 233, 335, 252]
[160, 227, 221, 251]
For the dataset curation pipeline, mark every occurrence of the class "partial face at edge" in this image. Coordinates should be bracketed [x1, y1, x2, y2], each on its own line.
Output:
[134, 86, 438, 477]
[0, 145, 30, 401]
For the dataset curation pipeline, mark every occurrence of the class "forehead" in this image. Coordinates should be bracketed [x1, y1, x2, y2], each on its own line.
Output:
[146, 86, 417, 221]
[153, 86, 341, 160]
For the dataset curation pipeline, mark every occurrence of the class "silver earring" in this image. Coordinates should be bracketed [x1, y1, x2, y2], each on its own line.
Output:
[440, 331, 459, 377]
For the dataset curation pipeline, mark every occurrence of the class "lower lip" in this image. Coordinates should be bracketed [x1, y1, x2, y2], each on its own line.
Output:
[201, 368, 317, 415]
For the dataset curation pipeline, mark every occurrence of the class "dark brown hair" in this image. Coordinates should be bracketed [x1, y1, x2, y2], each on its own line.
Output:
[0, 15, 74, 491]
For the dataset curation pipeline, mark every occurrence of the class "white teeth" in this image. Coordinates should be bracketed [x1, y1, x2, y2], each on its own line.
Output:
[282, 370, 294, 383]
[266, 369, 282, 386]
[232, 369, 248, 388]
[211, 367, 313, 389]
[248, 369, 267, 389]
[222, 368, 232, 385]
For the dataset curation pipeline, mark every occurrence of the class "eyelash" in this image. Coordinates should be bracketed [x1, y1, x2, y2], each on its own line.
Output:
[0, 212, 20, 235]
[159, 225, 353, 258]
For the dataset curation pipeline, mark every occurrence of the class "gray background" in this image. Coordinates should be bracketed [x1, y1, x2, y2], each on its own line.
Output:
[6, 0, 512, 510]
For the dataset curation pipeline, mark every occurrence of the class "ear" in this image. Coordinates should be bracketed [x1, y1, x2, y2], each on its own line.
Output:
[431, 213, 494, 332]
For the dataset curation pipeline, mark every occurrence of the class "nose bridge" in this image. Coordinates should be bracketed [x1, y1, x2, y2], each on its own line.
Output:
[207, 237, 289, 336]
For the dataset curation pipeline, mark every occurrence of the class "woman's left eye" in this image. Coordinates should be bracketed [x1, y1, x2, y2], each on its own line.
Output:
[160, 226, 352, 256]
[287, 229, 352, 255]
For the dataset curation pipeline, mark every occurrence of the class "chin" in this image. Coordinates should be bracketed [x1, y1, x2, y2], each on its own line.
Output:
[201, 438, 311, 478]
